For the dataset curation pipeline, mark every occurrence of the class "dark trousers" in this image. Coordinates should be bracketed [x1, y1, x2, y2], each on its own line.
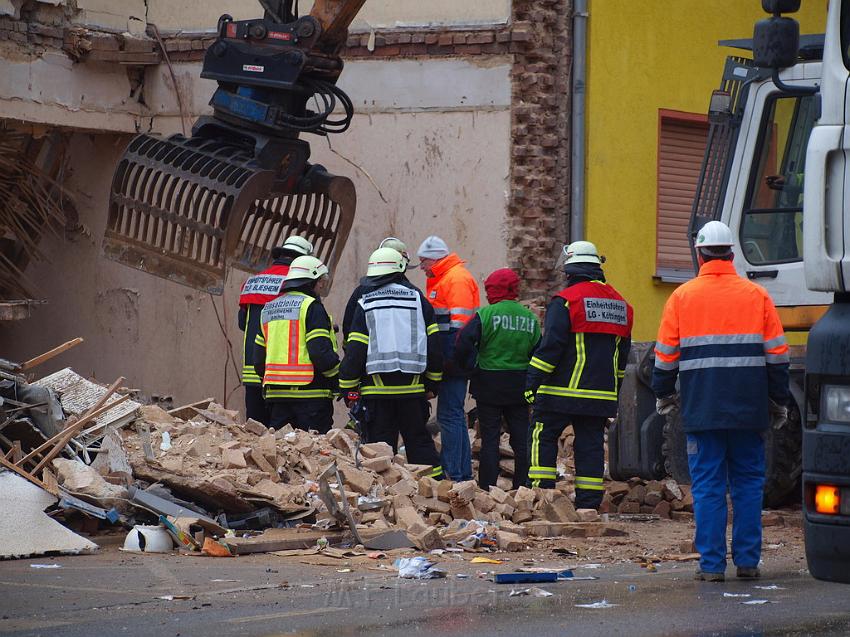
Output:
[244, 384, 269, 426]
[477, 401, 530, 490]
[528, 410, 607, 509]
[268, 399, 333, 434]
[364, 397, 442, 477]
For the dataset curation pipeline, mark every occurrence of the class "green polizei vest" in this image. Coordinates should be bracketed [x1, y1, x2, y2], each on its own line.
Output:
[477, 300, 541, 371]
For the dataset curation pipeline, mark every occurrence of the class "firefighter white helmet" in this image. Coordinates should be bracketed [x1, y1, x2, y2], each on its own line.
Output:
[378, 237, 410, 265]
[284, 255, 328, 285]
[281, 235, 314, 255]
[694, 220, 734, 248]
[367, 247, 407, 277]
[555, 240, 605, 270]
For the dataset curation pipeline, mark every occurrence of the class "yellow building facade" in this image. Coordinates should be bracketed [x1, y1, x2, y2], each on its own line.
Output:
[584, 1, 827, 341]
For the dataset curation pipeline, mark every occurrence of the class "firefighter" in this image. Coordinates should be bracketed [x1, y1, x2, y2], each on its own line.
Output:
[525, 241, 632, 509]
[341, 237, 412, 342]
[417, 235, 480, 482]
[455, 268, 540, 489]
[652, 220, 790, 582]
[339, 247, 443, 477]
[237, 235, 313, 425]
[253, 255, 340, 433]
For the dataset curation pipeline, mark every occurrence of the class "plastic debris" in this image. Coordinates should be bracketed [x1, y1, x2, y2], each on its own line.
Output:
[395, 557, 447, 580]
[495, 572, 558, 584]
[723, 592, 751, 598]
[742, 599, 771, 605]
[157, 595, 194, 601]
[510, 588, 551, 597]
[471, 557, 503, 564]
[30, 564, 62, 569]
[578, 563, 604, 569]
[456, 574, 470, 579]
[159, 431, 172, 451]
[754, 585, 786, 590]
[575, 600, 618, 609]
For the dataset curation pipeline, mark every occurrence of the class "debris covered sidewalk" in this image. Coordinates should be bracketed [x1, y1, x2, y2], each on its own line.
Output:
[0, 343, 797, 568]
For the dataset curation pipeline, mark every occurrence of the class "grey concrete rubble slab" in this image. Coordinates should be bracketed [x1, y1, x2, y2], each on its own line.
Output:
[0, 471, 98, 559]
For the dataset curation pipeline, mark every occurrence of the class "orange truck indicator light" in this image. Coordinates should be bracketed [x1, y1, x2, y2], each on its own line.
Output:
[815, 485, 840, 515]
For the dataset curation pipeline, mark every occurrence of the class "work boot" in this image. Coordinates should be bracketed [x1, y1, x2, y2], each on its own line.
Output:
[736, 566, 761, 579]
[694, 570, 725, 582]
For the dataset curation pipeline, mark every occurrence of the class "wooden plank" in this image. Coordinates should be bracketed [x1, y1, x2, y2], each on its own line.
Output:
[0, 453, 55, 494]
[167, 397, 215, 420]
[18, 378, 126, 469]
[31, 391, 128, 475]
[20, 337, 84, 371]
[223, 529, 350, 555]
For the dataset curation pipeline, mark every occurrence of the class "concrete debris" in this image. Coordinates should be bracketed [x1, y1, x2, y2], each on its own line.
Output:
[0, 472, 97, 559]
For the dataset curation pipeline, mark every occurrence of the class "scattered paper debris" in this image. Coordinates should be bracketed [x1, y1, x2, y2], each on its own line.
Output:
[723, 592, 751, 598]
[157, 595, 194, 601]
[396, 557, 447, 580]
[742, 599, 771, 605]
[754, 585, 786, 590]
[510, 587, 552, 597]
[576, 600, 617, 609]
[30, 563, 62, 569]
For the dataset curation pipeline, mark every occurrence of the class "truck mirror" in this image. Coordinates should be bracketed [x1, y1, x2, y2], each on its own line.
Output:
[753, 16, 800, 68]
[761, 0, 801, 13]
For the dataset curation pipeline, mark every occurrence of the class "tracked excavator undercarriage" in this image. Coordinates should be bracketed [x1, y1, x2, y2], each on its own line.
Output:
[104, 0, 365, 293]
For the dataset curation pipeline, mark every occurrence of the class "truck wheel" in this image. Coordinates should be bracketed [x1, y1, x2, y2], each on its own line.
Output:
[661, 410, 690, 484]
[762, 401, 802, 507]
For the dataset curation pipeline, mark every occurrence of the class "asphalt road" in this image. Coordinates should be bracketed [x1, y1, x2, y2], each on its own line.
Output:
[1, 546, 849, 637]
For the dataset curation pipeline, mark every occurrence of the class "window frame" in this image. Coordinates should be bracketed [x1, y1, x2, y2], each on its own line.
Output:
[740, 92, 816, 267]
[655, 109, 709, 283]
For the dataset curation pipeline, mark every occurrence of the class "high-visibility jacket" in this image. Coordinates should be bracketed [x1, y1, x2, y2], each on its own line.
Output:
[253, 290, 340, 400]
[237, 262, 290, 385]
[651, 259, 791, 432]
[340, 276, 443, 398]
[455, 300, 541, 405]
[527, 280, 633, 417]
[425, 253, 480, 372]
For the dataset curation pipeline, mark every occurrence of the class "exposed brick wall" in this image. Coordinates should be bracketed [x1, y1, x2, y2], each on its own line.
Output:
[508, 0, 572, 306]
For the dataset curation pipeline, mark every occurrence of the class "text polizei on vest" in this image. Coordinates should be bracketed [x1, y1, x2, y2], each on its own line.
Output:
[491, 314, 537, 333]
[583, 298, 628, 326]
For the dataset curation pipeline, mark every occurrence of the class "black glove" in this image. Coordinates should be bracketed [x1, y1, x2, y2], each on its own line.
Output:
[656, 394, 679, 416]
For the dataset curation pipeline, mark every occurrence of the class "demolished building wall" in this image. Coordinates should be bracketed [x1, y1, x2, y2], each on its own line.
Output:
[0, 1, 570, 407]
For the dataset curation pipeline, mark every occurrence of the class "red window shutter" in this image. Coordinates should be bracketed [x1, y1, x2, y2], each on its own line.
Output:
[656, 111, 709, 275]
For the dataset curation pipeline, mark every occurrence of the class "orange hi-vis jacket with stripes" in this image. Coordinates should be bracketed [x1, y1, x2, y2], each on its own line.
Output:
[651, 259, 791, 432]
[426, 253, 480, 332]
[425, 253, 480, 373]
[253, 291, 340, 400]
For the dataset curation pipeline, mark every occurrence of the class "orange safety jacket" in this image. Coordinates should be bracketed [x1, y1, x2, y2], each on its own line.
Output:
[425, 253, 480, 371]
[651, 259, 791, 432]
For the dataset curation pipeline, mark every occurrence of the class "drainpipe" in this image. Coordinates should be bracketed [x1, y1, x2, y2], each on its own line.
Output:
[570, 0, 588, 242]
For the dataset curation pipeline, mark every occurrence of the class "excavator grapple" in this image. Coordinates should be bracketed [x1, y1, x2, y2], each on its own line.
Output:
[104, 0, 364, 293]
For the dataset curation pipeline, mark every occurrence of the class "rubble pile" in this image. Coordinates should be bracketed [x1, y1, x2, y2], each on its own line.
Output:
[0, 345, 695, 559]
[119, 403, 628, 551]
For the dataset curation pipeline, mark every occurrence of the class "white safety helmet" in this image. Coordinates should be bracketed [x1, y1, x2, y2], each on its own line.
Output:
[694, 220, 734, 249]
[281, 235, 314, 255]
[367, 247, 407, 277]
[283, 255, 328, 288]
[555, 240, 605, 270]
[379, 237, 410, 263]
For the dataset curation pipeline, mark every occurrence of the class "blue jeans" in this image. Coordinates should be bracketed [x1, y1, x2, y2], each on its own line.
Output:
[686, 429, 765, 574]
[437, 376, 472, 481]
